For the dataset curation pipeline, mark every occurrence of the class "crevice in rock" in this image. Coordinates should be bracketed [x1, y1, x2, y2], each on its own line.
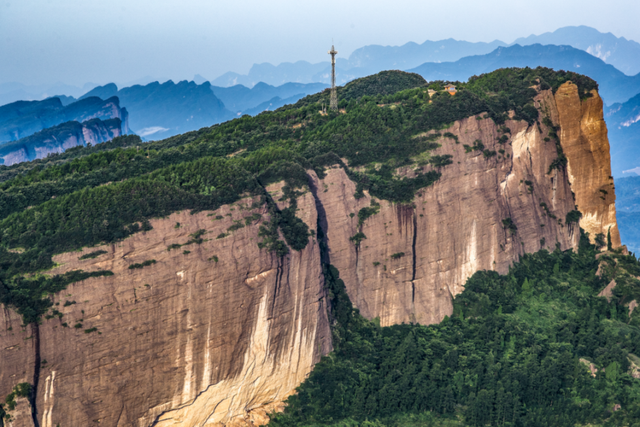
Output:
[271, 257, 283, 315]
[307, 175, 330, 265]
[30, 322, 41, 427]
[411, 210, 418, 323]
[411, 211, 418, 284]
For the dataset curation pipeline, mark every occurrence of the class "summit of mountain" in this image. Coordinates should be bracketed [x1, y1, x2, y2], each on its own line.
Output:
[409, 43, 640, 105]
[514, 25, 640, 76]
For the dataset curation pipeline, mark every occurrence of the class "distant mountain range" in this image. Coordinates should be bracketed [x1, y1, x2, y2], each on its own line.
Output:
[513, 26, 640, 76]
[0, 82, 97, 107]
[0, 118, 123, 166]
[408, 44, 640, 105]
[210, 26, 640, 89]
[0, 96, 128, 143]
[81, 80, 233, 140]
[605, 93, 640, 176]
[211, 82, 328, 114]
[211, 39, 506, 87]
[615, 176, 640, 254]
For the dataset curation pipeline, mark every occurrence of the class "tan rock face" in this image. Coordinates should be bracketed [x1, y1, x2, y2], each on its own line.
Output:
[554, 82, 621, 247]
[0, 193, 331, 427]
[314, 111, 579, 326]
[0, 86, 621, 426]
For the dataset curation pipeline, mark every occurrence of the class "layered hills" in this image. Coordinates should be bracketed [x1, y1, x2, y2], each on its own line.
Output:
[409, 44, 640, 105]
[0, 69, 636, 427]
[0, 96, 128, 143]
[81, 80, 233, 140]
[0, 118, 124, 166]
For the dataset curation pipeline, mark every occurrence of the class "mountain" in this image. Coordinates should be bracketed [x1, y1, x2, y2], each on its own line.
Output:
[0, 69, 634, 426]
[514, 25, 640, 76]
[615, 176, 640, 254]
[409, 43, 640, 105]
[212, 61, 331, 87]
[0, 118, 124, 166]
[82, 80, 234, 140]
[211, 81, 328, 114]
[0, 82, 97, 107]
[0, 96, 129, 143]
[241, 94, 306, 116]
[211, 39, 506, 88]
[345, 38, 506, 72]
[605, 93, 640, 176]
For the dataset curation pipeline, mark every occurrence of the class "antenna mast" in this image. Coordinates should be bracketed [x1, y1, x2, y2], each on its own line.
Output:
[328, 44, 338, 111]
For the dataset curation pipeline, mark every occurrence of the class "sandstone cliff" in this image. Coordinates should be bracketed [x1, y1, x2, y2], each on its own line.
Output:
[0, 190, 331, 427]
[0, 85, 621, 427]
[553, 82, 621, 247]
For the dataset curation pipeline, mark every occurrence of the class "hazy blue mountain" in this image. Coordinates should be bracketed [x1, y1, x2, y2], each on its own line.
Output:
[0, 118, 123, 166]
[615, 176, 640, 254]
[345, 38, 506, 73]
[81, 80, 234, 140]
[211, 81, 328, 113]
[605, 93, 640, 177]
[514, 25, 640, 76]
[0, 82, 97, 106]
[0, 96, 129, 143]
[212, 61, 330, 87]
[409, 44, 640, 105]
[211, 39, 507, 88]
[80, 83, 118, 101]
[242, 93, 307, 116]
[48, 95, 77, 106]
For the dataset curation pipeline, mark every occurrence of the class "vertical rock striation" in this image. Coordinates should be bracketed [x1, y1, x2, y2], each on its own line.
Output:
[313, 110, 579, 326]
[0, 85, 621, 426]
[553, 82, 621, 247]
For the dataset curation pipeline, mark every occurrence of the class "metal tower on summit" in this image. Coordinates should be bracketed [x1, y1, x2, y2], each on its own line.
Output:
[328, 44, 338, 111]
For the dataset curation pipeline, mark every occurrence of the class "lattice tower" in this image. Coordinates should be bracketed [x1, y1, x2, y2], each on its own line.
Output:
[328, 45, 338, 111]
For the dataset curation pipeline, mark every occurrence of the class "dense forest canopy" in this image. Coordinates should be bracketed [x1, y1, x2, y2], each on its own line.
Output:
[269, 238, 640, 427]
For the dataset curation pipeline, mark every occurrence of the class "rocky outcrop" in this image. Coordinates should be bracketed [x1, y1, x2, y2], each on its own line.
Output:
[0, 192, 331, 427]
[313, 109, 579, 326]
[0, 118, 123, 166]
[553, 82, 621, 247]
[0, 86, 621, 426]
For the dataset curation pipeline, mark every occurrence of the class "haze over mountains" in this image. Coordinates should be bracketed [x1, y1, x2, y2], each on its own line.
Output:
[2, 24, 640, 178]
[0, 96, 129, 142]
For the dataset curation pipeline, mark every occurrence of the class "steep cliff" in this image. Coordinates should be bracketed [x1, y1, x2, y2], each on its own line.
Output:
[1, 192, 331, 427]
[553, 82, 621, 247]
[0, 69, 623, 426]
[313, 105, 583, 326]
[0, 118, 123, 166]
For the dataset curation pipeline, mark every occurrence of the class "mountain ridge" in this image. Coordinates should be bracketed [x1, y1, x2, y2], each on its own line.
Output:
[0, 69, 629, 426]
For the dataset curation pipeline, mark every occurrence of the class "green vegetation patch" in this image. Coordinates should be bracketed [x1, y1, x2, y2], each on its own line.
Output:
[270, 237, 640, 427]
[0, 270, 113, 323]
[79, 250, 108, 260]
[128, 259, 156, 269]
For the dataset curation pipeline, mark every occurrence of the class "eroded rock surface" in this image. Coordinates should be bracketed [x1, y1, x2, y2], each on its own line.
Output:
[554, 82, 621, 247]
[0, 86, 621, 426]
[1, 194, 331, 427]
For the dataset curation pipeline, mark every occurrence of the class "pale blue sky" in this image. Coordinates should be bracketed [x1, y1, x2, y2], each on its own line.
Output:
[2, 0, 640, 87]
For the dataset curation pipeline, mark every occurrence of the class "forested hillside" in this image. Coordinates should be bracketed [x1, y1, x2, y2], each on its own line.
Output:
[0, 68, 638, 425]
[269, 239, 640, 426]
